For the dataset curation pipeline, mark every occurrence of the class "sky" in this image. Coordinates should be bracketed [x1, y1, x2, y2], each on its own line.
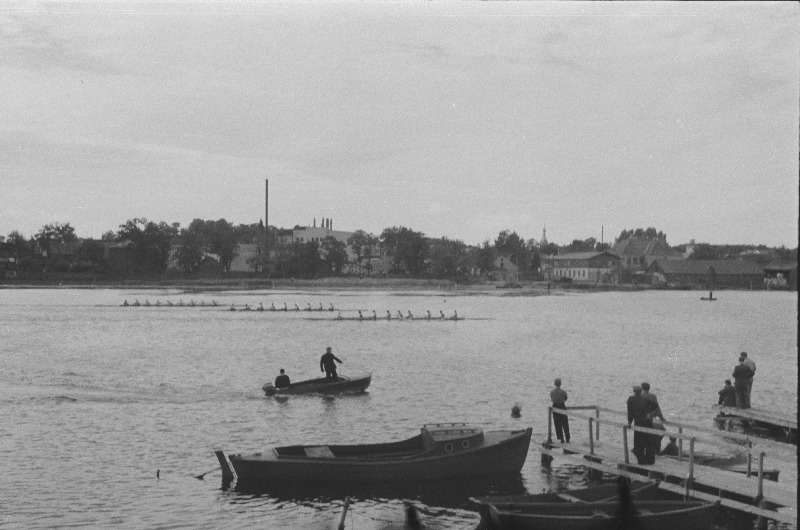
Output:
[1, 1, 798, 248]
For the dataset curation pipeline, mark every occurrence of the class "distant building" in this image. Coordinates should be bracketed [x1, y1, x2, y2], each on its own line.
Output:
[490, 255, 519, 281]
[550, 251, 622, 283]
[763, 262, 797, 290]
[611, 236, 684, 273]
[0, 242, 17, 279]
[646, 259, 765, 290]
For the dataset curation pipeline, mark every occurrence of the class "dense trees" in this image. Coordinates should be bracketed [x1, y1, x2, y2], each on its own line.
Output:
[617, 227, 667, 244]
[114, 218, 178, 274]
[35, 222, 77, 244]
[5, 218, 796, 282]
[380, 226, 428, 276]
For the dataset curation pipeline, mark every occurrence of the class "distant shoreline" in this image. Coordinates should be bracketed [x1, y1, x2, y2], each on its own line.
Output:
[0, 277, 662, 294]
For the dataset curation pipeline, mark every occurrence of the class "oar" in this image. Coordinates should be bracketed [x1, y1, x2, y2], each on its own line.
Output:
[194, 467, 218, 480]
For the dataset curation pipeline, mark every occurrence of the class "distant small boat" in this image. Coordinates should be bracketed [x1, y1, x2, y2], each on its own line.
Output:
[215, 423, 532, 485]
[262, 373, 372, 396]
[701, 290, 717, 301]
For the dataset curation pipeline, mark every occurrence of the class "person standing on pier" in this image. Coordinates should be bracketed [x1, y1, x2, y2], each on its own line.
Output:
[732, 357, 753, 408]
[641, 382, 665, 463]
[550, 378, 570, 443]
[627, 385, 652, 464]
[740, 352, 756, 404]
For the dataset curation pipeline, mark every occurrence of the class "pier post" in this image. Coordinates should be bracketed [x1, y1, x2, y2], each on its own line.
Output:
[588, 418, 595, 455]
[685, 437, 695, 499]
[338, 497, 351, 530]
[757, 452, 765, 500]
[746, 441, 753, 477]
[622, 426, 629, 464]
[678, 426, 683, 459]
[547, 406, 553, 443]
[594, 407, 600, 440]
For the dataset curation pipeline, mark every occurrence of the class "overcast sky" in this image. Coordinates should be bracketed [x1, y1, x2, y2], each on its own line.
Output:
[1, 1, 797, 247]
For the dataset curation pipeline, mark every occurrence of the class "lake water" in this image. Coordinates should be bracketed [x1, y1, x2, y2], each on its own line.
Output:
[1, 288, 796, 529]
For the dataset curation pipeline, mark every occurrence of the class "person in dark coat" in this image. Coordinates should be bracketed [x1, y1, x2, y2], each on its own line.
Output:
[641, 382, 665, 464]
[550, 378, 570, 443]
[718, 379, 736, 407]
[732, 359, 754, 408]
[274, 368, 290, 388]
[320, 346, 343, 381]
[627, 385, 653, 464]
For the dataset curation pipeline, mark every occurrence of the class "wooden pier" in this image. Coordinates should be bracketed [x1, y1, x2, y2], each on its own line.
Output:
[714, 405, 798, 444]
[540, 405, 797, 526]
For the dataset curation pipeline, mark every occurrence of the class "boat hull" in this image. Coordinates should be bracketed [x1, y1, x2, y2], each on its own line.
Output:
[223, 427, 532, 485]
[263, 374, 372, 396]
[489, 500, 719, 530]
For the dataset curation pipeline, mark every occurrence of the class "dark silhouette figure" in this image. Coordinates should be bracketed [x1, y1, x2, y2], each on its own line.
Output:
[320, 347, 343, 380]
[274, 369, 290, 389]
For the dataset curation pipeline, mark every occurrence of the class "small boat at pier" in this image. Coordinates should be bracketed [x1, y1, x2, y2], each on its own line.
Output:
[215, 423, 532, 485]
[262, 373, 372, 396]
[484, 499, 719, 530]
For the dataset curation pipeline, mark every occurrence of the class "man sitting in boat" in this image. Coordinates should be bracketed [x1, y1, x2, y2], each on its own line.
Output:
[274, 369, 290, 389]
[320, 347, 343, 381]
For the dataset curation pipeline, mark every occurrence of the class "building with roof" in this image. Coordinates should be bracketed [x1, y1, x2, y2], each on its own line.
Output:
[611, 236, 684, 274]
[646, 259, 766, 290]
[549, 251, 622, 283]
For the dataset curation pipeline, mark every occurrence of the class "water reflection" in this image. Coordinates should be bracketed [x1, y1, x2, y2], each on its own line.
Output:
[224, 473, 526, 511]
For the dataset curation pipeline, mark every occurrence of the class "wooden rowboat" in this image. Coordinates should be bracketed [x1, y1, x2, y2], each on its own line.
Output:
[488, 499, 720, 530]
[216, 423, 532, 485]
[262, 373, 372, 396]
[470, 480, 661, 511]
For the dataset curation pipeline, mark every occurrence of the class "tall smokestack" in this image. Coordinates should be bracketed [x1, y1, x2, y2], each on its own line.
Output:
[264, 179, 269, 270]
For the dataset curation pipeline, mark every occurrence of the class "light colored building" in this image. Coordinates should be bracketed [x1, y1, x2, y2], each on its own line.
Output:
[550, 251, 621, 283]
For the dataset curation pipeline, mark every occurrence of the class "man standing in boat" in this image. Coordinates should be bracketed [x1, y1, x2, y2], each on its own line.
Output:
[320, 346, 343, 381]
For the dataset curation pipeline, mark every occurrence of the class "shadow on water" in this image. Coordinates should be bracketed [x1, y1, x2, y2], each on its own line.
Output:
[223, 473, 526, 510]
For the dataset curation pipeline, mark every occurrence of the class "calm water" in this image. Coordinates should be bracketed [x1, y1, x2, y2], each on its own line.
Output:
[1, 288, 796, 529]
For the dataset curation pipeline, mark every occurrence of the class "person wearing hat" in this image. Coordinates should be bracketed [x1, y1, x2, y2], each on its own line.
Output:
[627, 385, 652, 464]
[550, 378, 570, 443]
[320, 346, 343, 381]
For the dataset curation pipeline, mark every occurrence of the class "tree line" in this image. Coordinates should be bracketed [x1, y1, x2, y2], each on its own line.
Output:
[2, 221, 796, 280]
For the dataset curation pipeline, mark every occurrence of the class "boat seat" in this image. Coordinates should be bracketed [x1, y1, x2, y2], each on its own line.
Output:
[304, 446, 336, 458]
[591, 510, 611, 518]
[638, 509, 654, 515]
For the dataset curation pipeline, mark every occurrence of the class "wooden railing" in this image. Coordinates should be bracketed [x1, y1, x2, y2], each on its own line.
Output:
[547, 405, 774, 499]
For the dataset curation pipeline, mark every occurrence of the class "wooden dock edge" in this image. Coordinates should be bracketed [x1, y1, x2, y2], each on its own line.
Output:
[539, 445, 797, 526]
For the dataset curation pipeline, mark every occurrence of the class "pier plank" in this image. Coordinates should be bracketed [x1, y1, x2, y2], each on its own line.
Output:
[540, 443, 797, 526]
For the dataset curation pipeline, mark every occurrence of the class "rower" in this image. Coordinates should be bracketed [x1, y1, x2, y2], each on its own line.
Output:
[274, 369, 290, 389]
[270, 303, 276, 311]
[453, 310, 458, 320]
[318, 303, 324, 311]
[229, 305, 236, 311]
[257, 303, 264, 311]
[167, 300, 173, 306]
[427, 310, 431, 320]
[358, 310, 363, 320]
[397, 310, 404, 319]
[407, 310, 413, 319]
[123, 300, 129, 306]
[440, 310, 445, 319]
[386, 310, 392, 320]
[372, 310, 377, 320]
[329, 303, 335, 311]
